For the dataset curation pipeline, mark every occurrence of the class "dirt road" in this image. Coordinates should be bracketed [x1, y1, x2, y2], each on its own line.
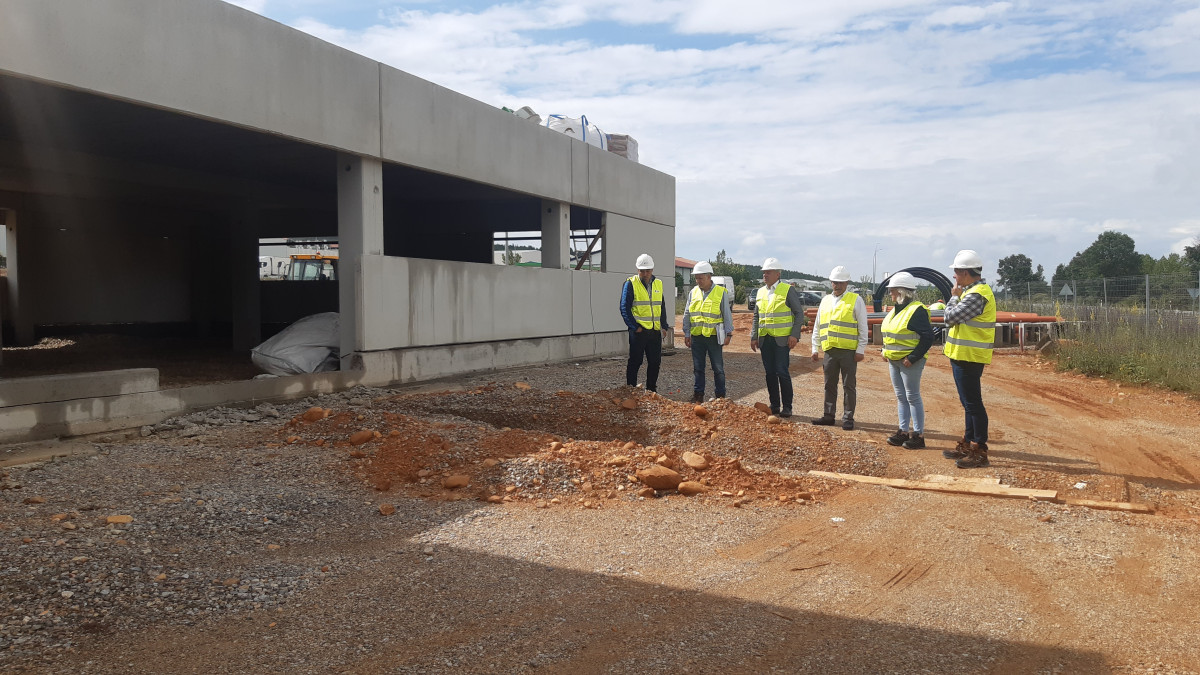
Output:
[2, 335, 1199, 673]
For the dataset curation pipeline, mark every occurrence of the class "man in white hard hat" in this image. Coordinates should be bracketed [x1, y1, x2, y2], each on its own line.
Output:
[683, 260, 734, 403]
[811, 265, 868, 430]
[751, 257, 806, 417]
[619, 253, 673, 392]
[942, 249, 996, 469]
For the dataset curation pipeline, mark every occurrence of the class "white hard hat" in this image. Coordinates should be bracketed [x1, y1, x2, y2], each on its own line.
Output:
[950, 249, 983, 270]
[887, 271, 918, 289]
[693, 260, 714, 275]
[635, 253, 655, 270]
[828, 265, 851, 282]
[762, 257, 783, 271]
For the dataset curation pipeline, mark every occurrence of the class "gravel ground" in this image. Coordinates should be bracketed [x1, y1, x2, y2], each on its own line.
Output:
[2, 350, 1200, 673]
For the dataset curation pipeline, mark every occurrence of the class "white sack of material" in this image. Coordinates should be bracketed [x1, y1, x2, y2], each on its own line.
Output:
[545, 114, 607, 150]
[251, 312, 341, 375]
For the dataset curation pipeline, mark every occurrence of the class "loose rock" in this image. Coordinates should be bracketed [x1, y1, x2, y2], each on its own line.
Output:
[636, 465, 682, 491]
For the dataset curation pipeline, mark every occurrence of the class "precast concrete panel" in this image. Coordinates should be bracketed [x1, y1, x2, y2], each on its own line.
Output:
[380, 66, 573, 202]
[604, 213, 676, 281]
[587, 272, 631, 333]
[359, 255, 575, 351]
[586, 145, 675, 226]
[0, 0, 381, 156]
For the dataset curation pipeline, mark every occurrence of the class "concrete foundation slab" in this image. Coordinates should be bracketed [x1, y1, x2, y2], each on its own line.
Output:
[0, 368, 160, 408]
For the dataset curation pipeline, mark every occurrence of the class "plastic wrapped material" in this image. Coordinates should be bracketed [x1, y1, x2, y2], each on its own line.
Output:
[606, 133, 639, 163]
[545, 114, 607, 149]
[513, 105, 542, 125]
[251, 312, 341, 375]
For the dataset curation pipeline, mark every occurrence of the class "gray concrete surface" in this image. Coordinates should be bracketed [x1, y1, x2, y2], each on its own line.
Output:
[0, 368, 159, 408]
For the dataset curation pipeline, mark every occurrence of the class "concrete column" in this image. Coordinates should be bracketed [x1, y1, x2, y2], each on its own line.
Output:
[540, 200, 570, 269]
[230, 207, 261, 352]
[337, 153, 384, 367]
[3, 199, 36, 346]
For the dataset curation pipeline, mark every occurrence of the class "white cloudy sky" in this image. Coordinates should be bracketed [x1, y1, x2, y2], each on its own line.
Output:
[226, 0, 1200, 280]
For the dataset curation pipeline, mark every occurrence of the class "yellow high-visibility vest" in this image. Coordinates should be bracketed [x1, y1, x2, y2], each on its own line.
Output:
[945, 283, 996, 364]
[629, 276, 663, 330]
[882, 301, 926, 361]
[818, 292, 861, 351]
[688, 285, 725, 337]
[755, 283, 793, 337]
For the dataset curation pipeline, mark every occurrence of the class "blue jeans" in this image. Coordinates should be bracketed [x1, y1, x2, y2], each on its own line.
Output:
[759, 337, 793, 411]
[951, 359, 988, 445]
[689, 334, 726, 397]
[888, 357, 926, 434]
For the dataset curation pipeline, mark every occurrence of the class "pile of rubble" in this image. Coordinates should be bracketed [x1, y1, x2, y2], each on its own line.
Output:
[272, 384, 890, 510]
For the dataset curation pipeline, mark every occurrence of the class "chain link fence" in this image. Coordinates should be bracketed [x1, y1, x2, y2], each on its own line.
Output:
[995, 272, 1200, 319]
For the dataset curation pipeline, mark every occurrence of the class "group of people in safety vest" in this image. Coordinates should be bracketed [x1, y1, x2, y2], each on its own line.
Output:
[619, 250, 995, 470]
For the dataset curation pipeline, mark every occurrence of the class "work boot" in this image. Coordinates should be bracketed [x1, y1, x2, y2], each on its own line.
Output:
[955, 442, 990, 469]
[842, 419, 855, 431]
[779, 407, 793, 418]
[902, 434, 926, 450]
[943, 437, 970, 460]
[811, 415, 835, 426]
[691, 392, 704, 404]
[886, 429, 909, 447]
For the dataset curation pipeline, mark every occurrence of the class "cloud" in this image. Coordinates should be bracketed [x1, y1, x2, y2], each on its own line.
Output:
[924, 2, 1012, 27]
[221, 0, 269, 13]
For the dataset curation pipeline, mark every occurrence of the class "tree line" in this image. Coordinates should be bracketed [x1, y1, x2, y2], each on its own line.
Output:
[995, 231, 1200, 293]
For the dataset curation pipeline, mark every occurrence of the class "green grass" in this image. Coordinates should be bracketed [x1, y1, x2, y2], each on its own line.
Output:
[1054, 307, 1200, 397]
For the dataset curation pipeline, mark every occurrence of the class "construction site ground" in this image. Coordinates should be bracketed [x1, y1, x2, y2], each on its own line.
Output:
[3, 314, 1200, 673]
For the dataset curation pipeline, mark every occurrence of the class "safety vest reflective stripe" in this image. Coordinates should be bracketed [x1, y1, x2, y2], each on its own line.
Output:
[882, 301, 924, 361]
[946, 336, 995, 349]
[944, 283, 996, 364]
[756, 284, 793, 337]
[688, 285, 725, 337]
[818, 292, 860, 351]
[629, 276, 663, 330]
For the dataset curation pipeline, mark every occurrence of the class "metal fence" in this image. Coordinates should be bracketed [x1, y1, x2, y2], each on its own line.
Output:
[995, 272, 1200, 318]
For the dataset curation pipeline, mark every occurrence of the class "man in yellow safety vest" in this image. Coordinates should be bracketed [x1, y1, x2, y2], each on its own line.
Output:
[811, 265, 868, 430]
[751, 257, 806, 417]
[619, 253, 673, 392]
[941, 249, 996, 469]
[683, 261, 733, 403]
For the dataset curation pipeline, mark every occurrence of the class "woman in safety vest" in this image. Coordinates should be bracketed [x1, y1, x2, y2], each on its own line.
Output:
[879, 272, 935, 450]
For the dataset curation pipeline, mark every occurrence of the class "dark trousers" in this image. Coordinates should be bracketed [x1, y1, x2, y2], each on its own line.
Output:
[822, 347, 858, 421]
[690, 335, 726, 398]
[759, 337, 792, 411]
[626, 328, 662, 392]
[951, 359, 988, 445]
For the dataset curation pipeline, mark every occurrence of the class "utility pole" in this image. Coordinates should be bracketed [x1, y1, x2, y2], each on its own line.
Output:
[872, 243, 882, 292]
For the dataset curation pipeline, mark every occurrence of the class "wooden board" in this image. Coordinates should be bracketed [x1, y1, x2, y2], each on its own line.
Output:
[808, 470, 1058, 500]
[921, 474, 1002, 485]
[1058, 498, 1154, 514]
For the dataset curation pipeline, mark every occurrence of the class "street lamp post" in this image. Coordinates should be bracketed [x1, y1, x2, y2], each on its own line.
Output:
[872, 243, 883, 291]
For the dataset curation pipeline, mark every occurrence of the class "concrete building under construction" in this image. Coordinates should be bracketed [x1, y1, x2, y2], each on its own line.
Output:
[0, 0, 675, 441]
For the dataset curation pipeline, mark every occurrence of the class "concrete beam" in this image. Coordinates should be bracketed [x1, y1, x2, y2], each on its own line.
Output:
[0, 0, 382, 157]
[541, 201, 570, 269]
[354, 331, 627, 384]
[0, 369, 159, 408]
[0, 369, 367, 444]
[337, 154, 384, 365]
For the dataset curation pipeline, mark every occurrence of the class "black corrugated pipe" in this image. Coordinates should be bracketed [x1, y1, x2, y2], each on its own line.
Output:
[873, 267, 954, 311]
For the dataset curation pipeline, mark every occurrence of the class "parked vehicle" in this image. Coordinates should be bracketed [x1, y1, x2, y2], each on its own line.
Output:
[749, 288, 824, 311]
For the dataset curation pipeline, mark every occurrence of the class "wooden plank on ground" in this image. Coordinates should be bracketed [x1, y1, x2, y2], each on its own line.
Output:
[1057, 498, 1155, 514]
[808, 470, 1058, 501]
[922, 474, 1002, 485]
